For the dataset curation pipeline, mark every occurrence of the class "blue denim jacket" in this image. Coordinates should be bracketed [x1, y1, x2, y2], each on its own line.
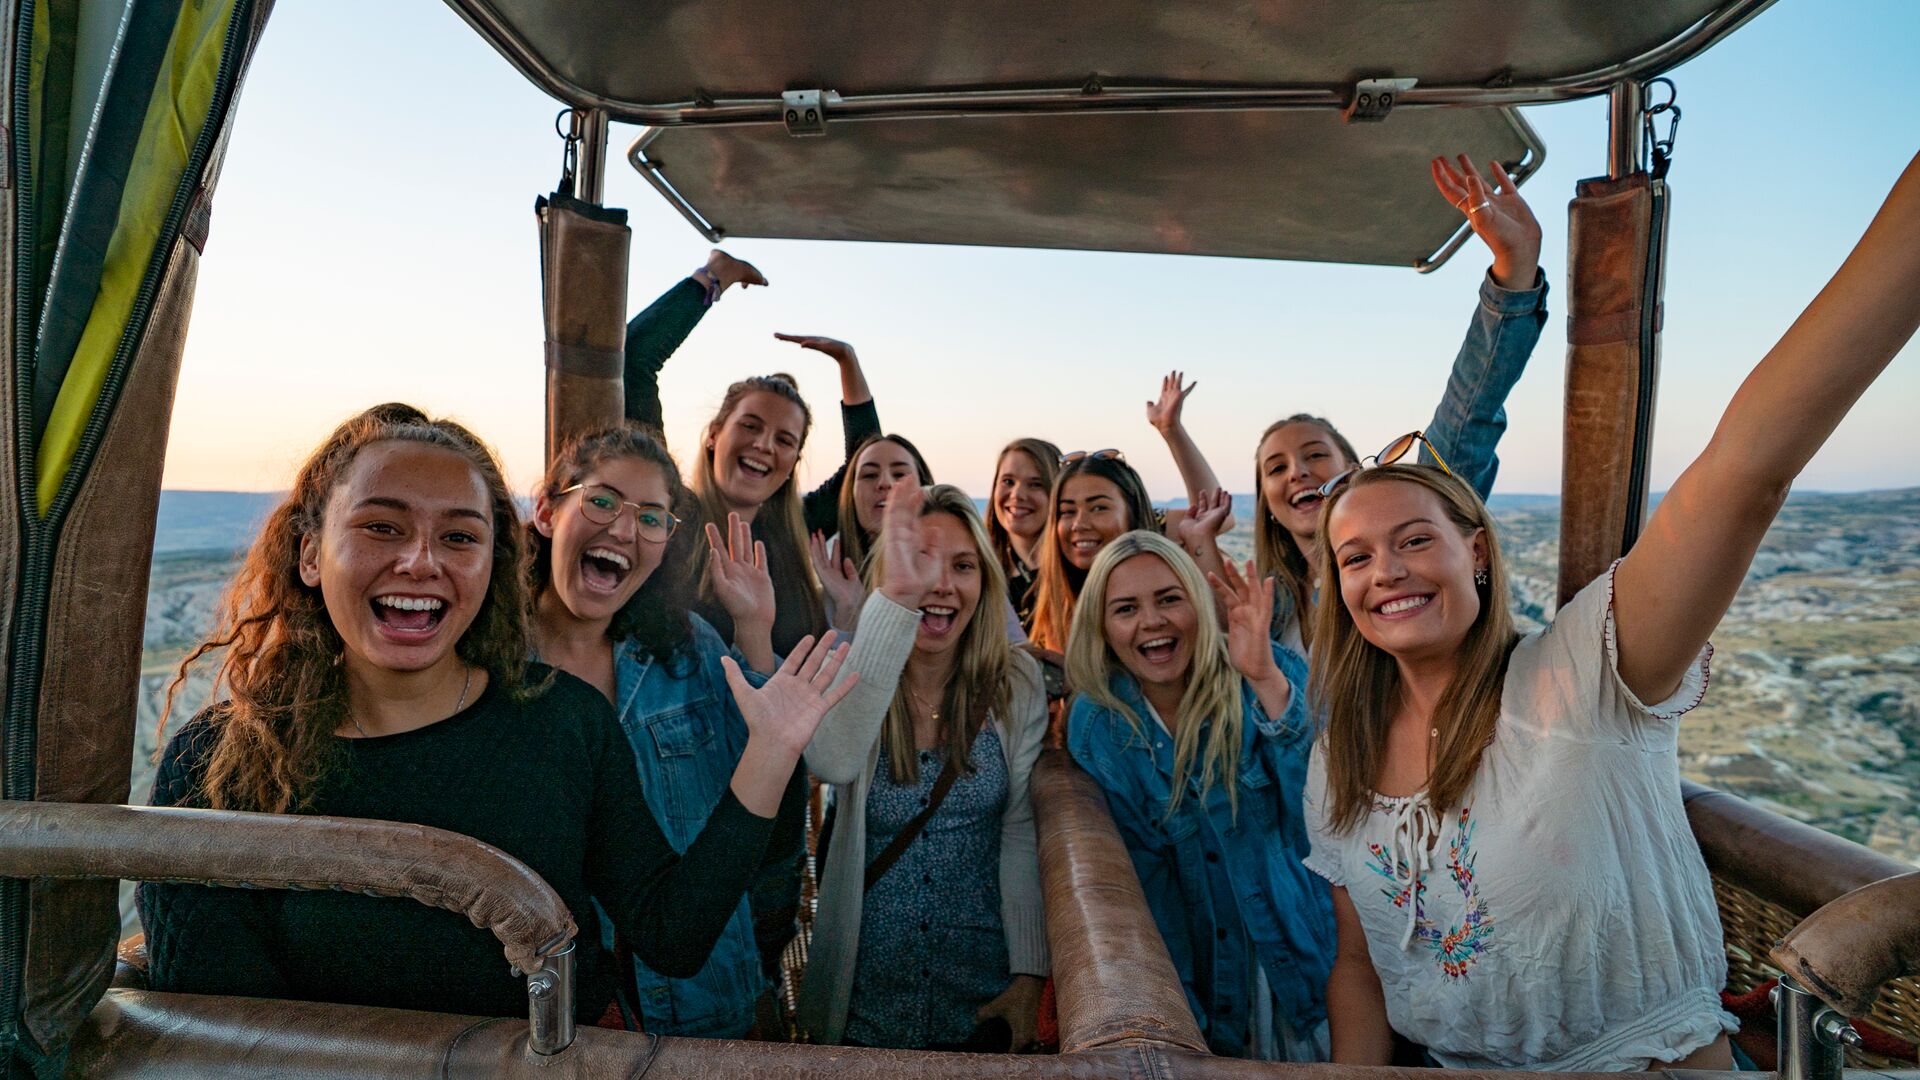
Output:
[1272, 270, 1548, 642]
[1067, 644, 1334, 1057]
[609, 615, 770, 1037]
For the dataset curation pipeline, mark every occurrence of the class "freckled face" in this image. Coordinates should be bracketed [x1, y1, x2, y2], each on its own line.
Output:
[1055, 476, 1131, 572]
[851, 440, 922, 536]
[298, 442, 493, 680]
[708, 391, 806, 512]
[993, 449, 1049, 546]
[1101, 553, 1199, 696]
[1258, 421, 1352, 545]
[1327, 480, 1485, 664]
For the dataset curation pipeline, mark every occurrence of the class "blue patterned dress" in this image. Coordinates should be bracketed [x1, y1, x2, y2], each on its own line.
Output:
[842, 726, 1011, 1048]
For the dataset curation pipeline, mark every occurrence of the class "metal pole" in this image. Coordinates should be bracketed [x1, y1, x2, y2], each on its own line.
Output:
[575, 108, 609, 205]
[526, 943, 576, 1055]
[1607, 80, 1645, 179]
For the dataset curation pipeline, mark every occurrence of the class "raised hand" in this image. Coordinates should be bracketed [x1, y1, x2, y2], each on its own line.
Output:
[808, 530, 866, 631]
[706, 513, 774, 630]
[1174, 487, 1233, 550]
[874, 483, 940, 608]
[772, 332, 857, 367]
[1431, 154, 1542, 291]
[705, 248, 768, 291]
[721, 632, 859, 758]
[1145, 370, 1197, 434]
[1209, 558, 1283, 687]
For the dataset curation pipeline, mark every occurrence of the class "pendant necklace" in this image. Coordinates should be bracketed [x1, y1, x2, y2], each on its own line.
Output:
[350, 664, 473, 739]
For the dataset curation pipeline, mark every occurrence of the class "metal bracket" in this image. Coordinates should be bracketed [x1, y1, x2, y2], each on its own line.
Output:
[1341, 77, 1417, 123]
[782, 89, 828, 136]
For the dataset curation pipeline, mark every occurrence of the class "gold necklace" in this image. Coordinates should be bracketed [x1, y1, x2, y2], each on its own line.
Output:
[906, 683, 943, 723]
[350, 664, 473, 739]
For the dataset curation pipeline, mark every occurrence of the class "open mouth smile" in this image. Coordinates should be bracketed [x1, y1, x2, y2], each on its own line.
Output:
[737, 456, 772, 480]
[371, 594, 447, 639]
[1137, 635, 1179, 665]
[1373, 593, 1432, 619]
[580, 546, 632, 594]
[920, 604, 959, 636]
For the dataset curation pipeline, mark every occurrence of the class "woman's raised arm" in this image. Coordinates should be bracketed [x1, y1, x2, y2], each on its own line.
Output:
[1613, 150, 1920, 704]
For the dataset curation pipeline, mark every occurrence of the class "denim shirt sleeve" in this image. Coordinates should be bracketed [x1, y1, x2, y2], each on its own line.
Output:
[1247, 642, 1313, 746]
[1421, 268, 1549, 499]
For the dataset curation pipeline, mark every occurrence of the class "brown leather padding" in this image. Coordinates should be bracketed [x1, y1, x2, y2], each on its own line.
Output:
[1030, 750, 1208, 1054]
[540, 198, 629, 464]
[1771, 871, 1920, 1017]
[1681, 781, 1911, 919]
[66, 989, 1765, 1079]
[0, 801, 576, 978]
[1557, 172, 1667, 606]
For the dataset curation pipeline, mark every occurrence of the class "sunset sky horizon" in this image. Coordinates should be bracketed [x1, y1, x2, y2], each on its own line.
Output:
[159, 2, 1920, 502]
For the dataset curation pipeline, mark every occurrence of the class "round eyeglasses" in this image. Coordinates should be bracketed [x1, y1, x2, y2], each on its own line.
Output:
[558, 484, 679, 543]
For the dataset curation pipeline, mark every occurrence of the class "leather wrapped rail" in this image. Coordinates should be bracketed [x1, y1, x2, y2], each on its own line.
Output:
[0, 801, 575, 977]
[65, 988, 1776, 1079]
[1682, 781, 1912, 919]
[1771, 871, 1920, 1017]
[1030, 750, 1208, 1054]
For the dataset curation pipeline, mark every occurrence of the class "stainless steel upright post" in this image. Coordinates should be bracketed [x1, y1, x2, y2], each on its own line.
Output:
[1776, 975, 1858, 1080]
[1607, 80, 1646, 179]
[575, 108, 610, 205]
[527, 942, 577, 1055]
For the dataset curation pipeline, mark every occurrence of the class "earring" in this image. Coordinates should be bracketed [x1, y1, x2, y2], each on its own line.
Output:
[1475, 566, 1489, 586]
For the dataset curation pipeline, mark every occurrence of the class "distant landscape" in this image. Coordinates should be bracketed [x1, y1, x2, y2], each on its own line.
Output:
[133, 488, 1920, 874]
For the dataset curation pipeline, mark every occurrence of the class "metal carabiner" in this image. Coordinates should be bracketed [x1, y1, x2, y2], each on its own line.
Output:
[553, 108, 581, 197]
[1642, 78, 1682, 181]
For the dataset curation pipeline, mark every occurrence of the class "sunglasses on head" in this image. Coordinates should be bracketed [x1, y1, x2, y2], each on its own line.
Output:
[1060, 448, 1125, 466]
[1315, 431, 1455, 499]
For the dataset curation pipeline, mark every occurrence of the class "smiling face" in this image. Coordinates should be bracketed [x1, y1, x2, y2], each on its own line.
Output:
[907, 512, 984, 660]
[1102, 552, 1200, 699]
[1259, 420, 1354, 546]
[298, 441, 493, 680]
[707, 390, 806, 512]
[535, 455, 673, 626]
[1327, 478, 1486, 664]
[993, 449, 1050, 546]
[851, 439, 922, 536]
[1055, 475, 1132, 571]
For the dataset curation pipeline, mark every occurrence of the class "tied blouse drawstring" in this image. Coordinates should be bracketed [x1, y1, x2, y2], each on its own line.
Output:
[1388, 795, 1439, 949]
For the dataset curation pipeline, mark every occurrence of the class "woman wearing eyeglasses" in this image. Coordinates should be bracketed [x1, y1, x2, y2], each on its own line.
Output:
[142, 406, 856, 1030]
[528, 421, 834, 1036]
[1305, 151, 1920, 1070]
[1246, 156, 1549, 654]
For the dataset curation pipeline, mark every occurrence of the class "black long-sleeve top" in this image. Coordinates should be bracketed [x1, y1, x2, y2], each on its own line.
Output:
[138, 666, 795, 1022]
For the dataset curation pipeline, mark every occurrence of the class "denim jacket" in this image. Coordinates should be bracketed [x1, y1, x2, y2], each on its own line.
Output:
[610, 614, 770, 1037]
[1272, 270, 1548, 642]
[1066, 644, 1334, 1057]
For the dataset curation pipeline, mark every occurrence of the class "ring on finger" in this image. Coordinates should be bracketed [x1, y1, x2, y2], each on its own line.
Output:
[1467, 200, 1492, 215]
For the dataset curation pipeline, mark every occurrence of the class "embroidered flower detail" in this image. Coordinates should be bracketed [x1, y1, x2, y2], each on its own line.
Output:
[1367, 806, 1495, 980]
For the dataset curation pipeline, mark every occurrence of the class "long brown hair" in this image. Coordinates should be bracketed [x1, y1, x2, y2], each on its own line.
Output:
[834, 432, 934, 573]
[986, 438, 1061, 578]
[1065, 531, 1248, 818]
[164, 404, 534, 813]
[688, 373, 825, 633]
[865, 485, 1011, 783]
[1253, 415, 1360, 649]
[529, 421, 694, 664]
[1308, 465, 1518, 833]
[1029, 454, 1156, 653]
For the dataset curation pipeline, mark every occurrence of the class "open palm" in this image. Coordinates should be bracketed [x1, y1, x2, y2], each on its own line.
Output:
[1431, 153, 1541, 290]
[1145, 370, 1196, 433]
[875, 484, 939, 607]
[707, 513, 774, 628]
[722, 633, 857, 757]
[1210, 558, 1280, 684]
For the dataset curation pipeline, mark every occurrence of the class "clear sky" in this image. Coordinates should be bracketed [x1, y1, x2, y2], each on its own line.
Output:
[160, 1, 1920, 500]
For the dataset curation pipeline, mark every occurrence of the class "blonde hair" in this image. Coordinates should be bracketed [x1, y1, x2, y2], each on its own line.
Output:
[1065, 531, 1246, 818]
[1252, 415, 1359, 649]
[688, 373, 825, 633]
[866, 484, 1011, 784]
[1308, 465, 1518, 833]
[986, 438, 1061, 578]
[834, 433, 933, 573]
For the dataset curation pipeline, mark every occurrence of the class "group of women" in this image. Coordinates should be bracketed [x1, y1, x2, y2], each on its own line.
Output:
[139, 148, 1920, 1070]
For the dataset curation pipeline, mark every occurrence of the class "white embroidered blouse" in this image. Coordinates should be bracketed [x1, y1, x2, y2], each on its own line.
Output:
[1304, 564, 1737, 1071]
